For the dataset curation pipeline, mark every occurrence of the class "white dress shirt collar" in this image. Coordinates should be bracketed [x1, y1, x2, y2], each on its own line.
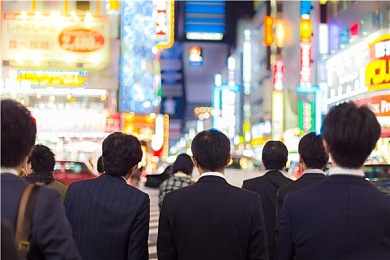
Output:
[0, 167, 19, 176]
[328, 167, 364, 177]
[303, 169, 325, 175]
[199, 171, 226, 180]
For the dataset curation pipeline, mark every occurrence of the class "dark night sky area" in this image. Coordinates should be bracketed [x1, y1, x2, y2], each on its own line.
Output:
[225, 0, 255, 48]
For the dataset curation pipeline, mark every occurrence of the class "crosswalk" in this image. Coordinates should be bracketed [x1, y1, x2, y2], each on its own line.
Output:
[139, 184, 160, 260]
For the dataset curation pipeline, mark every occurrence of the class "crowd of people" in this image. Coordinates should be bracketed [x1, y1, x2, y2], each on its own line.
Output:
[1, 98, 390, 260]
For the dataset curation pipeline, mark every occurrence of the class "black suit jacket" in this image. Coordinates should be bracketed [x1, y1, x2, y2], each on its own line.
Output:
[279, 175, 390, 260]
[276, 172, 326, 221]
[1, 173, 80, 259]
[242, 170, 293, 260]
[64, 174, 150, 260]
[157, 175, 269, 260]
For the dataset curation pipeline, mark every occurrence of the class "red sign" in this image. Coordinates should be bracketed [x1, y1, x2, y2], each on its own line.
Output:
[273, 60, 284, 91]
[58, 28, 105, 53]
[354, 94, 390, 117]
[105, 114, 121, 133]
[264, 16, 274, 46]
[300, 42, 312, 86]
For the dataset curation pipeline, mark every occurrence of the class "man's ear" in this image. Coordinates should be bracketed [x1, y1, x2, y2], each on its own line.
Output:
[322, 139, 330, 153]
[225, 154, 232, 167]
[299, 154, 304, 164]
[191, 156, 199, 168]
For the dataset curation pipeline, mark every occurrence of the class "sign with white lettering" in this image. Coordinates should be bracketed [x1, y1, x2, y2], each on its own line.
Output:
[300, 42, 312, 87]
[273, 60, 284, 91]
[155, 0, 174, 50]
[2, 12, 110, 69]
[354, 94, 390, 117]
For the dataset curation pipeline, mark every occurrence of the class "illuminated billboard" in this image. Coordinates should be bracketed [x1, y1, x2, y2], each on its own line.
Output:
[155, 0, 175, 50]
[366, 34, 390, 92]
[1, 12, 110, 70]
[184, 0, 226, 41]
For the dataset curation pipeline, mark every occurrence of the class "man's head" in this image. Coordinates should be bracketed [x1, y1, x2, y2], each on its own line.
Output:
[1, 99, 37, 169]
[298, 132, 329, 170]
[262, 141, 288, 170]
[102, 132, 143, 177]
[27, 145, 55, 173]
[172, 153, 194, 176]
[322, 102, 381, 168]
[97, 156, 103, 174]
[191, 129, 231, 172]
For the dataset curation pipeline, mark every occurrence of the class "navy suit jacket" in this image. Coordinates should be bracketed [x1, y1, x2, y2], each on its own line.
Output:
[157, 175, 269, 260]
[276, 172, 326, 221]
[64, 174, 150, 260]
[1, 173, 80, 259]
[242, 170, 293, 260]
[279, 175, 390, 260]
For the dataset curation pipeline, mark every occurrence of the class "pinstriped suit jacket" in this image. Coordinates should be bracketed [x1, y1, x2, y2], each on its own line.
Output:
[64, 174, 150, 260]
[279, 175, 390, 260]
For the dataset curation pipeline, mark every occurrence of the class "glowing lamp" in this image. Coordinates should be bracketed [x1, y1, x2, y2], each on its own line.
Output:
[275, 19, 285, 47]
[300, 18, 312, 42]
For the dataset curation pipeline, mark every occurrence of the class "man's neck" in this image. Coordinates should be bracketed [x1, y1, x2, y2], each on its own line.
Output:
[198, 168, 224, 175]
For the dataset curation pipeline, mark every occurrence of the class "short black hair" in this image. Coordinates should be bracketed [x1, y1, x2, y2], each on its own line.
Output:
[97, 156, 103, 174]
[262, 141, 288, 170]
[298, 132, 329, 169]
[172, 154, 194, 176]
[322, 102, 381, 168]
[1, 99, 37, 168]
[191, 129, 231, 172]
[102, 132, 143, 177]
[28, 144, 55, 173]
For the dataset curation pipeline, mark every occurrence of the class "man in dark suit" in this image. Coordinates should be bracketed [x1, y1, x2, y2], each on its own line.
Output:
[276, 132, 329, 222]
[157, 129, 268, 260]
[279, 102, 390, 260]
[242, 140, 292, 260]
[0, 99, 80, 259]
[64, 132, 150, 260]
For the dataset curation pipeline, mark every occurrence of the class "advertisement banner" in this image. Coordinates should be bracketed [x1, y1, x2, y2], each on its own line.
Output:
[354, 94, 390, 117]
[2, 12, 110, 69]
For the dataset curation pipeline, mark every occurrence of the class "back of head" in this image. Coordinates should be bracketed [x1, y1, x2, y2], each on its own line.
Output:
[28, 144, 55, 173]
[262, 141, 288, 170]
[1, 99, 37, 168]
[97, 156, 103, 174]
[172, 153, 194, 176]
[298, 132, 329, 169]
[191, 129, 231, 172]
[322, 102, 381, 168]
[102, 132, 142, 177]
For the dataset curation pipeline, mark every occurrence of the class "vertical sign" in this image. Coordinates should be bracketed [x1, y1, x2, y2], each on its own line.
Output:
[273, 60, 284, 91]
[155, 0, 175, 50]
[272, 91, 284, 139]
[298, 100, 314, 132]
[300, 42, 312, 87]
[264, 16, 274, 46]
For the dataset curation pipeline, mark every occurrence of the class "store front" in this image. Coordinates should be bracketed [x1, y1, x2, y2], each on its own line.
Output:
[326, 29, 390, 161]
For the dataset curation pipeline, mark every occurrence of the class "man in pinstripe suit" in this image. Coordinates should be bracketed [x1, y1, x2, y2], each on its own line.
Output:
[278, 102, 390, 259]
[65, 132, 150, 260]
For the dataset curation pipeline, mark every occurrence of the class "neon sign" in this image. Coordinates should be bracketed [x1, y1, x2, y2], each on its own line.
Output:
[366, 34, 390, 92]
[298, 100, 314, 132]
[300, 42, 312, 87]
[155, 0, 174, 50]
[264, 16, 274, 46]
[16, 70, 87, 87]
[273, 60, 284, 91]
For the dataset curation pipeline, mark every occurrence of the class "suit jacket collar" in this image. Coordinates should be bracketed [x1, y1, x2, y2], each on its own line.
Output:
[196, 175, 228, 184]
[264, 169, 285, 176]
[322, 174, 369, 185]
[300, 172, 326, 180]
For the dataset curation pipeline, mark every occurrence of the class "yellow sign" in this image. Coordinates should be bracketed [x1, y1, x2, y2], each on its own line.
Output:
[17, 70, 87, 87]
[366, 34, 390, 92]
[251, 136, 265, 147]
